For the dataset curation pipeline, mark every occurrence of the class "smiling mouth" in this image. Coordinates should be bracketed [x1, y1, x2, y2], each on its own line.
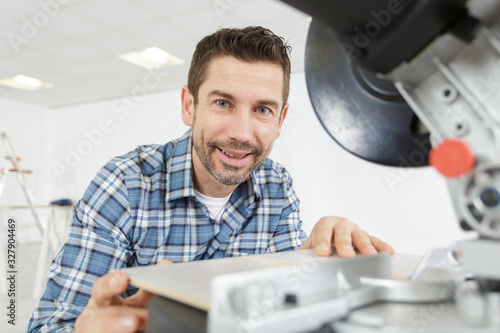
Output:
[218, 148, 251, 159]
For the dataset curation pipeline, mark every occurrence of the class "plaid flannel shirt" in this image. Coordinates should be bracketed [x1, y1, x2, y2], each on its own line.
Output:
[28, 129, 307, 332]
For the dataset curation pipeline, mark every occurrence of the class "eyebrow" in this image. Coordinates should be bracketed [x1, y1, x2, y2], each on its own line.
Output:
[208, 90, 281, 111]
[208, 90, 234, 101]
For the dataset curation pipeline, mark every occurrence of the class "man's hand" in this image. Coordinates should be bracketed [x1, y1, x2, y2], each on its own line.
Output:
[75, 260, 172, 333]
[299, 216, 394, 258]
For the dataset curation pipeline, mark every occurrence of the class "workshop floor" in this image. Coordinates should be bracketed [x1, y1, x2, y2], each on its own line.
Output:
[1, 241, 48, 333]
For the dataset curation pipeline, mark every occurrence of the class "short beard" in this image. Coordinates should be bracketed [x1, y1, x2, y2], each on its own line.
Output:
[193, 131, 263, 186]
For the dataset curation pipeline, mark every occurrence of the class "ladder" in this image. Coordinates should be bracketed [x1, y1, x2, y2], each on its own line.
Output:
[0, 132, 44, 234]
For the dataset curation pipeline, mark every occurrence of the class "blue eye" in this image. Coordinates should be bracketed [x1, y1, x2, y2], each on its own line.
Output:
[257, 107, 270, 115]
[216, 100, 228, 107]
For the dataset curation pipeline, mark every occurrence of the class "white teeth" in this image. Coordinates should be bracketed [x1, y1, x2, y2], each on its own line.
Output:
[221, 149, 246, 159]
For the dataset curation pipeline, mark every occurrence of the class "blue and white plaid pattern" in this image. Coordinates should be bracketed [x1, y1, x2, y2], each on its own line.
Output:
[28, 129, 307, 332]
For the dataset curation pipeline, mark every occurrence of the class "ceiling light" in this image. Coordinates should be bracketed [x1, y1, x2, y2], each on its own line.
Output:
[119, 47, 184, 70]
[0, 75, 53, 91]
[141, 47, 168, 63]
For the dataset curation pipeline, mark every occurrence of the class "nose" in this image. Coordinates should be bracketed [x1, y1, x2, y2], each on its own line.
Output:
[228, 110, 252, 143]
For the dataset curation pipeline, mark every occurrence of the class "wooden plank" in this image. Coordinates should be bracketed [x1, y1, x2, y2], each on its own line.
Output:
[124, 250, 420, 311]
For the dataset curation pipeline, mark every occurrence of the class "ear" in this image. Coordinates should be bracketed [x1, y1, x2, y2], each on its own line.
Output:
[275, 103, 289, 139]
[181, 85, 195, 126]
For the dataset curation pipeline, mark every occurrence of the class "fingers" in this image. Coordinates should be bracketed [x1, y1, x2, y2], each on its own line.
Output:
[310, 217, 337, 256]
[370, 236, 395, 254]
[351, 229, 377, 256]
[299, 237, 332, 256]
[124, 289, 155, 308]
[299, 216, 353, 257]
[300, 216, 353, 257]
[77, 263, 178, 333]
[332, 220, 356, 258]
[75, 306, 148, 333]
[302, 216, 395, 259]
[88, 270, 129, 308]
[77, 269, 150, 333]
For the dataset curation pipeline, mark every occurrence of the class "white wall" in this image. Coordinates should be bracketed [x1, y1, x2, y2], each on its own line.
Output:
[1, 72, 475, 254]
[0, 98, 50, 242]
[45, 89, 189, 202]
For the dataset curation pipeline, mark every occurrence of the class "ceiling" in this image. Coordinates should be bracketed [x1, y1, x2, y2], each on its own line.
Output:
[0, 0, 310, 109]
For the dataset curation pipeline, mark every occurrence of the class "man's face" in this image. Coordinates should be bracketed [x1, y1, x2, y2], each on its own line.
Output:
[182, 55, 288, 194]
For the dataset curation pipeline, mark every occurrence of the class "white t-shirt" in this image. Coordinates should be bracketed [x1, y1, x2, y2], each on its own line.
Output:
[194, 189, 232, 222]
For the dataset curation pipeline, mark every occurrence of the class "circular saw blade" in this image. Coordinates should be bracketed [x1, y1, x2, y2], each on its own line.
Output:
[305, 19, 430, 167]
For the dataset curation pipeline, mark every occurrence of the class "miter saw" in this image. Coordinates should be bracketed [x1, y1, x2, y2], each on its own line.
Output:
[210, 0, 500, 331]
[140, 1, 500, 332]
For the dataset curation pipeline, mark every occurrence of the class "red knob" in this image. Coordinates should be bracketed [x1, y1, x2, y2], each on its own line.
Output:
[429, 139, 475, 178]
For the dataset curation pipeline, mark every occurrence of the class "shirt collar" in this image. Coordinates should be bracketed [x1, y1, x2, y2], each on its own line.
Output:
[165, 129, 262, 203]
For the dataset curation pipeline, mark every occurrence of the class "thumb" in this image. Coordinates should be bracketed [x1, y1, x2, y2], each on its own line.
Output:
[88, 270, 129, 308]
[298, 236, 312, 250]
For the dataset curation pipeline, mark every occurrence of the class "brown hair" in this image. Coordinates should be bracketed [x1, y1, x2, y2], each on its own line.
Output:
[187, 26, 291, 109]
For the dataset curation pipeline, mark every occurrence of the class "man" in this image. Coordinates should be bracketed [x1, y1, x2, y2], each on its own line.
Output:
[29, 26, 393, 332]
